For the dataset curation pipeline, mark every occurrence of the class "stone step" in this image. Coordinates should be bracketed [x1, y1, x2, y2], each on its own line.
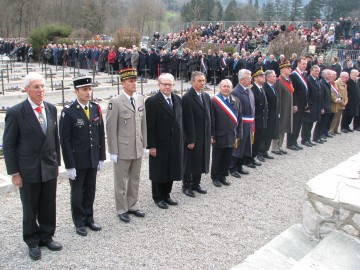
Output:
[291, 230, 360, 270]
[231, 224, 318, 270]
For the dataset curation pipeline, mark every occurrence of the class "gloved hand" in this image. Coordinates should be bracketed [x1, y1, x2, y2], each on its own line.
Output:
[66, 168, 77, 180]
[143, 148, 148, 156]
[110, 154, 118, 163]
[97, 160, 104, 171]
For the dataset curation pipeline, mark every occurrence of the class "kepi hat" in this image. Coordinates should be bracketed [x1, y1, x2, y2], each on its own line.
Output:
[119, 68, 137, 81]
[279, 60, 291, 69]
[73, 76, 92, 89]
[251, 67, 265, 78]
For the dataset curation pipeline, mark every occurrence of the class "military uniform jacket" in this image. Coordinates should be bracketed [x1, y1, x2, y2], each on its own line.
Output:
[252, 83, 268, 129]
[211, 94, 242, 148]
[59, 100, 106, 169]
[3, 100, 60, 183]
[106, 93, 147, 160]
[275, 76, 293, 134]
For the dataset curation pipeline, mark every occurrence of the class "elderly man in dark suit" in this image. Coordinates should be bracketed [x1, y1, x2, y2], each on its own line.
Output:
[301, 65, 322, 147]
[3, 73, 62, 260]
[211, 79, 242, 186]
[145, 73, 183, 209]
[182, 71, 212, 197]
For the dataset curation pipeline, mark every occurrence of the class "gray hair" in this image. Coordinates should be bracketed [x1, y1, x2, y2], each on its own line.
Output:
[191, 71, 205, 82]
[219, 79, 233, 89]
[310, 65, 320, 71]
[158, 73, 175, 83]
[238, 69, 251, 81]
[322, 69, 331, 78]
[24, 73, 45, 88]
[264, 70, 275, 79]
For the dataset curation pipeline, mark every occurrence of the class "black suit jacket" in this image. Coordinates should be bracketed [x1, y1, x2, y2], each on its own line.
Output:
[290, 70, 308, 110]
[3, 99, 60, 183]
[305, 75, 322, 122]
[320, 78, 332, 114]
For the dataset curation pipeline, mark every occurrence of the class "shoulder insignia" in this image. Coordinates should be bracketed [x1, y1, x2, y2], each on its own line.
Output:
[108, 103, 112, 110]
[62, 111, 65, 118]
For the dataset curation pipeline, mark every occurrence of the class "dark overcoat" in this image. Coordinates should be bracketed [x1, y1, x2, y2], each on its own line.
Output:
[275, 77, 293, 134]
[344, 79, 360, 116]
[320, 78, 332, 114]
[182, 87, 211, 175]
[304, 75, 322, 122]
[145, 92, 183, 182]
[231, 83, 254, 158]
[263, 82, 280, 139]
[252, 83, 268, 129]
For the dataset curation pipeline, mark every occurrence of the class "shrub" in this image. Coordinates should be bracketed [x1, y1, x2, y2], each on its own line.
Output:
[113, 27, 141, 48]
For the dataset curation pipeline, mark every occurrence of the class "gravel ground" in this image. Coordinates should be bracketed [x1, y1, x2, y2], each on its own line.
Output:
[0, 131, 359, 269]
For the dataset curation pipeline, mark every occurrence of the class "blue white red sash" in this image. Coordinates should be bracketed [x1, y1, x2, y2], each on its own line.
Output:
[222, 58, 226, 66]
[213, 95, 238, 126]
[330, 82, 339, 97]
[292, 69, 308, 91]
[242, 116, 254, 123]
[201, 58, 207, 72]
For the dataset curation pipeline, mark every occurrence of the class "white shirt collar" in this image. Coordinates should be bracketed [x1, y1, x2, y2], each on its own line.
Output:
[77, 99, 89, 109]
[123, 92, 135, 101]
[161, 92, 171, 101]
[28, 97, 44, 110]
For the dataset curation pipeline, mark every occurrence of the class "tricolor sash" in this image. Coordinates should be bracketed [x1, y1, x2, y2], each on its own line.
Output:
[292, 69, 308, 91]
[213, 94, 238, 126]
[201, 58, 207, 73]
[242, 116, 254, 123]
[330, 82, 339, 97]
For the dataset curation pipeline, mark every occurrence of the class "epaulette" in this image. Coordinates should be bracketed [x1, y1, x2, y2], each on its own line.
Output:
[64, 102, 73, 109]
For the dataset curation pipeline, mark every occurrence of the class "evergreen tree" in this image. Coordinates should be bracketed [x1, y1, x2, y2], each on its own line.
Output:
[254, 0, 259, 10]
[290, 0, 303, 21]
[303, 0, 322, 21]
[262, 0, 276, 21]
[223, 0, 239, 21]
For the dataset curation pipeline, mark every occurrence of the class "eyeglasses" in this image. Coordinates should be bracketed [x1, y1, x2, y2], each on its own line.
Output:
[159, 82, 174, 87]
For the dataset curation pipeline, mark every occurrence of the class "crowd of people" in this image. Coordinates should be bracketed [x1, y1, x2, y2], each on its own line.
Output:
[2, 18, 360, 261]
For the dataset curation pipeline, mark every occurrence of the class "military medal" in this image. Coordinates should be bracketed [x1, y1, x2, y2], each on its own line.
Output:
[38, 114, 45, 124]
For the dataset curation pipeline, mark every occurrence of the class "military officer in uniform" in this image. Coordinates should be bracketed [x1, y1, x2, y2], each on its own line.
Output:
[106, 68, 147, 223]
[59, 76, 106, 236]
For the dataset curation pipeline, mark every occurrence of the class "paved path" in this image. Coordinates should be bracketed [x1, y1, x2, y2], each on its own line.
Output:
[0, 131, 359, 269]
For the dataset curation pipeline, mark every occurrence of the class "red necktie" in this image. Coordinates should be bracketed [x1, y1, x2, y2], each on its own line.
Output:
[35, 106, 42, 114]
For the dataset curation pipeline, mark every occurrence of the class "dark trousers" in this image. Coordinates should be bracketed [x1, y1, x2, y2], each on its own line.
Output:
[253, 127, 266, 157]
[20, 179, 57, 248]
[70, 168, 97, 227]
[229, 157, 245, 173]
[287, 109, 304, 146]
[211, 147, 232, 180]
[353, 115, 360, 129]
[151, 181, 173, 202]
[301, 121, 314, 143]
[324, 113, 334, 134]
[183, 174, 201, 189]
[263, 132, 273, 153]
[341, 114, 355, 129]
[313, 113, 331, 140]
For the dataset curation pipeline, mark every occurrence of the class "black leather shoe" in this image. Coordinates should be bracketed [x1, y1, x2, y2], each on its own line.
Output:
[252, 159, 262, 166]
[263, 152, 274, 159]
[287, 145, 299, 151]
[325, 133, 333, 138]
[308, 141, 316, 146]
[280, 149, 287, 154]
[212, 180, 222, 187]
[341, 129, 348, 133]
[76, 227, 87, 236]
[257, 155, 265, 162]
[238, 168, 249, 175]
[86, 222, 102, 231]
[335, 131, 341, 134]
[183, 188, 195, 197]
[301, 141, 312, 147]
[164, 198, 178, 205]
[128, 209, 145, 217]
[245, 163, 256, 168]
[314, 139, 323, 144]
[294, 144, 303, 150]
[321, 138, 327, 142]
[193, 185, 207, 194]
[41, 241, 63, 251]
[347, 128, 354, 132]
[230, 171, 241, 178]
[271, 150, 282, 155]
[220, 178, 230, 186]
[118, 213, 130, 223]
[155, 200, 168, 209]
[29, 247, 41, 260]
